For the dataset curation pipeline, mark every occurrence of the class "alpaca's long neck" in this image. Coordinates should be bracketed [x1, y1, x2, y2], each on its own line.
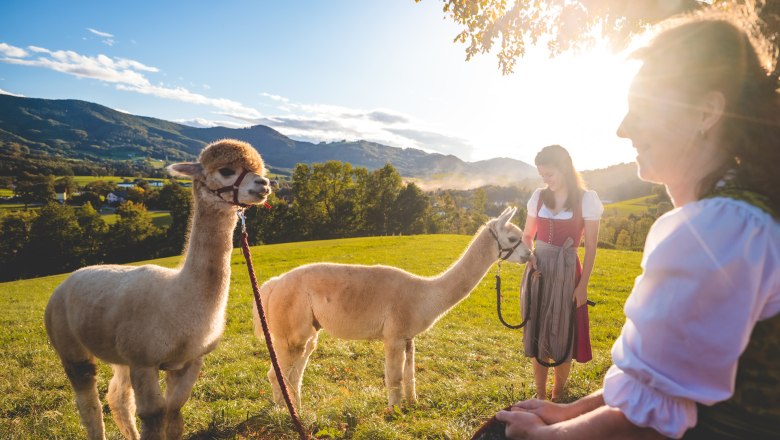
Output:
[178, 188, 238, 301]
[429, 226, 497, 312]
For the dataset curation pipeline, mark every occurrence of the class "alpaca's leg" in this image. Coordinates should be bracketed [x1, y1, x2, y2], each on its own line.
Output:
[402, 338, 417, 403]
[267, 340, 306, 408]
[383, 339, 406, 407]
[164, 357, 203, 440]
[129, 366, 166, 440]
[107, 364, 140, 440]
[63, 358, 106, 440]
[287, 333, 319, 409]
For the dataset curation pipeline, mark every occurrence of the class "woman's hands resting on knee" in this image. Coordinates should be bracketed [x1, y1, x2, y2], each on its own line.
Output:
[511, 398, 576, 424]
[494, 398, 577, 439]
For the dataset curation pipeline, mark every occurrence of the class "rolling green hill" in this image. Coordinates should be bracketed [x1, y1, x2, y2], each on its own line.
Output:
[0, 234, 640, 439]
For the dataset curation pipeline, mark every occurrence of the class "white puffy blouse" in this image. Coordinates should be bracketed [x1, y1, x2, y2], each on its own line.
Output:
[603, 197, 780, 438]
[526, 188, 604, 220]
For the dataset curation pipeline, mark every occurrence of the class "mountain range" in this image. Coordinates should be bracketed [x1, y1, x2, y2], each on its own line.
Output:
[0, 94, 537, 185]
[0, 94, 651, 199]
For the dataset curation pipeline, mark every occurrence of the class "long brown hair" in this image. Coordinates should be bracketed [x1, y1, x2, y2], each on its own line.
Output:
[534, 144, 586, 212]
[632, 12, 780, 210]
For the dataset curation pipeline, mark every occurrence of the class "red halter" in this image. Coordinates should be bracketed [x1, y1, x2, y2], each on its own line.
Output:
[211, 169, 251, 207]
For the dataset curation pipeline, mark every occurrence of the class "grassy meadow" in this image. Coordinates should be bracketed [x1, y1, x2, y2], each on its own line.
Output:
[100, 211, 173, 227]
[0, 234, 641, 439]
[602, 195, 656, 217]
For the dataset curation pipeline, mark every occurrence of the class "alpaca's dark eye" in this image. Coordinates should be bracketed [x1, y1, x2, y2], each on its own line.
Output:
[218, 168, 235, 177]
[508, 236, 519, 243]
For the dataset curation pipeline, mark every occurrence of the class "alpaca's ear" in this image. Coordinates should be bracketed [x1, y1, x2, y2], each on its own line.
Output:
[167, 162, 203, 178]
[497, 206, 517, 227]
[497, 206, 511, 226]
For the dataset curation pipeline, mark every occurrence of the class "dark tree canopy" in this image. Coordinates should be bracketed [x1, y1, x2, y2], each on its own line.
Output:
[423, 0, 779, 74]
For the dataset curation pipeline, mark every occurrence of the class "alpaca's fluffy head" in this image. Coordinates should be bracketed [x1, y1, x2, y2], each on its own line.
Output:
[486, 206, 530, 264]
[168, 138, 271, 207]
[199, 139, 265, 174]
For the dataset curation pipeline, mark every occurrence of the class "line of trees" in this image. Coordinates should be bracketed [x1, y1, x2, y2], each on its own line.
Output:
[0, 184, 193, 280]
[0, 162, 516, 281]
[0, 160, 664, 281]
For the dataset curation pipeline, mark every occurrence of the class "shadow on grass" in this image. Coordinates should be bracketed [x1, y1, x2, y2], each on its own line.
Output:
[186, 414, 313, 440]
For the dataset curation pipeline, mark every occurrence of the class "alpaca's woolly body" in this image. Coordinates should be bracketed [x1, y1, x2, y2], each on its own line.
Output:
[254, 208, 530, 408]
[46, 201, 235, 368]
[45, 139, 270, 440]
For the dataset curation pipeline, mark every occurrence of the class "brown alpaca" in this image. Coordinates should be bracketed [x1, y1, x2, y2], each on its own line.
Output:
[45, 139, 271, 440]
[253, 207, 530, 408]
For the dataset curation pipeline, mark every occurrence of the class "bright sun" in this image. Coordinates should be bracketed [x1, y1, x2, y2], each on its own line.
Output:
[460, 42, 642, 171]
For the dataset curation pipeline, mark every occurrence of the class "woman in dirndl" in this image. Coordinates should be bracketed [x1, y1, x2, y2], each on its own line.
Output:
[520, 144, 603, 401]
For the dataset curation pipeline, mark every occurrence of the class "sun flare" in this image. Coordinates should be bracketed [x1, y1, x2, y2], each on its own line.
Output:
[460, 42, 642, 171]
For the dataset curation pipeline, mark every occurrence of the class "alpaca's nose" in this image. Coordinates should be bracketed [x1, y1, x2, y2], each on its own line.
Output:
[255, 177, 271, 194]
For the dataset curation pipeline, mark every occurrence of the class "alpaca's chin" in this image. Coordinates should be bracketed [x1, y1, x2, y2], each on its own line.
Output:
[241, 195, 269, 206]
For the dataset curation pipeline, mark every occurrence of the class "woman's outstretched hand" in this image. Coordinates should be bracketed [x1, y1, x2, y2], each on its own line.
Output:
[495, 408, 546, 439]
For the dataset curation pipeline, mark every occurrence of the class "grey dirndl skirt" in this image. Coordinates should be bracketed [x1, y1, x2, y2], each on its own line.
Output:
[520, 237, 577, 363]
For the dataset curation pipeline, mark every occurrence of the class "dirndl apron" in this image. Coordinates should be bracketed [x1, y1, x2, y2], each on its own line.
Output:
[521, 194, 592, 364]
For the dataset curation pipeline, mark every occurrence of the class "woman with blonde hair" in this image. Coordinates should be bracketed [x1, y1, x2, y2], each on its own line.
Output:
[520, 144, 603, 401]
[495, 12, 780, 440]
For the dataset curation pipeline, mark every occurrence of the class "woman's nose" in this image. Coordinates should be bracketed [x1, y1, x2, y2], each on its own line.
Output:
[616, 114, 631, 139]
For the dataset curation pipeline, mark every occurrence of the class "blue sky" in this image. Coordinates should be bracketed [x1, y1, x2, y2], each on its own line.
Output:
[0, 1, 640, 170]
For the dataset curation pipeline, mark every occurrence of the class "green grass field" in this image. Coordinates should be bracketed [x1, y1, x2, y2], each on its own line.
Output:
[100, 211, 172, 227]
[70, 175, 126, 185]
[0, 203, 38, 211]
[69, 176, 179, 186]
[602, 195, 656, 217]
[0, 235, 641, 439]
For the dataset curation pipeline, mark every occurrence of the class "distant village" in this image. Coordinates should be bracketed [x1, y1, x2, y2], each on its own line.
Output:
[102, 179, 191, 206]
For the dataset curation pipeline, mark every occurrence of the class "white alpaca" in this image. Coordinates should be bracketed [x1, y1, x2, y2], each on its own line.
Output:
[45, 139, 271, 440]
[253, 207, 530, 408]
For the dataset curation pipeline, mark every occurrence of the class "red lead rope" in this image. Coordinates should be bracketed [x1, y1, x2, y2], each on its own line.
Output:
[238, 211, 310, 440]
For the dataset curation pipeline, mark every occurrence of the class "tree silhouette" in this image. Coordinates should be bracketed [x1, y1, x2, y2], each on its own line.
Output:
[424, 0, 778, 74]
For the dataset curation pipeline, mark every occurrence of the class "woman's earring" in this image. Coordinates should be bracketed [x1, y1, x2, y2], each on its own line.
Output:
[699, 127, 708, 140]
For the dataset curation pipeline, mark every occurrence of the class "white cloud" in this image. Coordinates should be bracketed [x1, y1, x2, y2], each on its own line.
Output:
[261, 92, 289, 103]
[365, 109, 408, 124]
[0, 43, 262, 120]
[0, 43, 28, 58]
[117, 84, 262, 119]
[175, 117, 250, 129]
[87, 28, 114, 38]
[241, 97, 471, 157]
[114, 57, 158, 72]
[0, 88, 25, 97]
[3, 49, 150, 86]
[386, 127, 473, 157]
